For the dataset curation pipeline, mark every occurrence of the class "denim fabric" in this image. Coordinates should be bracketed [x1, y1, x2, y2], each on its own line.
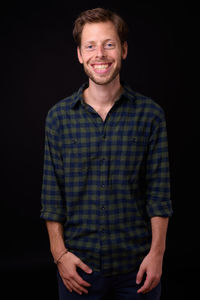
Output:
[57, 269, 161, 300]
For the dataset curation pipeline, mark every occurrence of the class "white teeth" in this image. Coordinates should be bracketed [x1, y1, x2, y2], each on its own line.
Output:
[93, 64, 109, 70]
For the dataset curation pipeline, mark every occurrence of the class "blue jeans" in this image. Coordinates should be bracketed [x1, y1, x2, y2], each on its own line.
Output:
[57, 269, 161, 299]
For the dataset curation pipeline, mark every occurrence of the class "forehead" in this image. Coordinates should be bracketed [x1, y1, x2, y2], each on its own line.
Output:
[81, 21, 120, 43]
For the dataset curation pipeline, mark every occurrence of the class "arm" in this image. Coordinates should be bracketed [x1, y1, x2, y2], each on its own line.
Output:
[136, 216, 169, 294]
[46, 220, 66, 260]
[46, 221, 92, 295]
[41, 113, 92, 295]
[136, 110, 172, 294]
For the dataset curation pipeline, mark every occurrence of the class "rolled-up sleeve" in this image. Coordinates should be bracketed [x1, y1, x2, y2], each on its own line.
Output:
[146, 112, 173, 218]
[40, 110, 66, 222]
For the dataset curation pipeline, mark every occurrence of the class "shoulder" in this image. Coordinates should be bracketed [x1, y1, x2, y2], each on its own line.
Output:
[48, 91, 77, 118]
[135, 91, 165, 119]
[124, 83, 165, 123]
[45, 90, 78, 131]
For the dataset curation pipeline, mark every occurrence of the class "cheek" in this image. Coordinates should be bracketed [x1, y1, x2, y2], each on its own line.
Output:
[82, 54, 93, 65]
[111, 49, 123, 60]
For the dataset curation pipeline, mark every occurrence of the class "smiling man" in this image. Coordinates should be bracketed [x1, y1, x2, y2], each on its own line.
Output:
[41, 8, 173, 300]
[77, 21, 127, 87]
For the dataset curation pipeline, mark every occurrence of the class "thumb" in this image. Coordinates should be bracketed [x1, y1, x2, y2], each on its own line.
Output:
[136, 265, 145, 284]
[77, 259, 93, 274]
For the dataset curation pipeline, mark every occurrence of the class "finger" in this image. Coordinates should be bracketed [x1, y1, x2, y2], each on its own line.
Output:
[64, 280, 73, 293]
[143, 279, 160, 294]
[137, 275, 153, 294]
[136, 266, 145, 284]
[70, 278, 89, 295]
[73, 271, 91, 287]
[77, 260, 93, 274]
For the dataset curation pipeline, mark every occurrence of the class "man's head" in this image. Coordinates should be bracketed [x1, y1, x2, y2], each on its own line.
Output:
[73, 8, 128, 86]
[73, 8, 128, 48]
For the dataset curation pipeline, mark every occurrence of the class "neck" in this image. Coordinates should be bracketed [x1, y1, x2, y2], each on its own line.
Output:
[84, 76, 122, 109]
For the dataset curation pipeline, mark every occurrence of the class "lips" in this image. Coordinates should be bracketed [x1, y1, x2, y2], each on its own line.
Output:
[91, 62, 112, 73]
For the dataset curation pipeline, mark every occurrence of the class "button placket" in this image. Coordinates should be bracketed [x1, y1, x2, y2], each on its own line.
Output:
[98, 126, 108, 238]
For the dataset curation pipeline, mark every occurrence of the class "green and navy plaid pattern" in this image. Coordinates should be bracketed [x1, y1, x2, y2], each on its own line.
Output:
[41, 82, 172, 276]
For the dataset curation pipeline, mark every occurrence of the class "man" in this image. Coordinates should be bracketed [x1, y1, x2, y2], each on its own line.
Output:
[41, 8, 173, 300]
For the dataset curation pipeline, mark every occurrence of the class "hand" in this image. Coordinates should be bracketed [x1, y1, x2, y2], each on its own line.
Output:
[136, 252, 163, 294]
[57, 251, 93, 295]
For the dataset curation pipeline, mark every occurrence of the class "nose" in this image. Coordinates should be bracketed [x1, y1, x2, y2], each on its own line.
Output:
[95, 45, 105, 58]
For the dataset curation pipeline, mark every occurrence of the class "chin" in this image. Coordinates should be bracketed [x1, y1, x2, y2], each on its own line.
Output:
[83, 63, 121, 86]
[87, 70, 121, 86]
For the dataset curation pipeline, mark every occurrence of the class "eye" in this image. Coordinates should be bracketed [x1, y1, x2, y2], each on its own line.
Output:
[85, 44, 95, 51]
[105, 42, 115, 49]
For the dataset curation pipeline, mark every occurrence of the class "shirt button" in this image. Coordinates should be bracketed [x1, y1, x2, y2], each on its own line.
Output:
[101, 206, 105, 210]
[72, 138, 77, 144]
[101, 184, 105, 188]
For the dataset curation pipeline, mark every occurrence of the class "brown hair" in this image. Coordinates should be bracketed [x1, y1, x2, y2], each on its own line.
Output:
[73, 8, 129, 47]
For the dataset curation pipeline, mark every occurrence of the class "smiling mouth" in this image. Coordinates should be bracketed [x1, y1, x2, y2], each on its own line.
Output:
[91, 63, 112, 73]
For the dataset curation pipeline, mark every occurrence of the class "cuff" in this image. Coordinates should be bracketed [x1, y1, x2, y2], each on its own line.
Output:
[40, 209, 66, 223]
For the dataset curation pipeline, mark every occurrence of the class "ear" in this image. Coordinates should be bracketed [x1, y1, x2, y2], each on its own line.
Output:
[77, 46, 83, 64]
[122, 41, 128, 60]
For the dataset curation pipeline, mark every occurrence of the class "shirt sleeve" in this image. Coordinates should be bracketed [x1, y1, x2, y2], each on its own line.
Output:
[146, 112, 173, 218]
[40, 111, 66, 223]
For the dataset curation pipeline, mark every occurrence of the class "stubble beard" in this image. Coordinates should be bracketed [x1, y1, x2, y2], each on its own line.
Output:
[83, 59, 122, 86]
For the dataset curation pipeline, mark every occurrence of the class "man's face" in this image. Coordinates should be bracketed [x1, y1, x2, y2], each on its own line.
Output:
[77, 21, 128, 86]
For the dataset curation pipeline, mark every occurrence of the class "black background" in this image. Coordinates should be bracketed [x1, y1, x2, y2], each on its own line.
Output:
[1, 0, 199, 299]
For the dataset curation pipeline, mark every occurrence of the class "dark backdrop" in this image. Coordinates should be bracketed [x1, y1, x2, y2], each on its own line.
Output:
[1, 0, 199, 299]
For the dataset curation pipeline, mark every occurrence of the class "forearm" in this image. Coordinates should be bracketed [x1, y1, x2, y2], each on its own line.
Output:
[149, 216, 169, 256]
[46, 220, 67, 260]
[136, 216, 169, 293]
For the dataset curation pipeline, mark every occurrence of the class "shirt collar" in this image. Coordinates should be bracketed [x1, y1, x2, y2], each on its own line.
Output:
[70, 82, 88, 109]
[121, 81, 137, 102]
[70, 81, 136, 109]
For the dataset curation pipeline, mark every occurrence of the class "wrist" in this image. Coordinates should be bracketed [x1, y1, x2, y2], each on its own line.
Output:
[149, 245, 165, 257]
[54, 248, 68, 264]
[50, 243, 66, 260]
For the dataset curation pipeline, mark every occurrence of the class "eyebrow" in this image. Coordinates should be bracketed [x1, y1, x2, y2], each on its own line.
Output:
[84, 38, 115, 44]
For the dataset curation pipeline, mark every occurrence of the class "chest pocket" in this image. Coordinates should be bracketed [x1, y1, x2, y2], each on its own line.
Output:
[113, 134, 147, 172]
[62, 137, 97, 172]
[126, 135, 147, 151]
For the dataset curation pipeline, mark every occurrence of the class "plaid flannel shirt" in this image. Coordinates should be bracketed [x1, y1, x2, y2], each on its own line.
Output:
[41, 82, 172, 276]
